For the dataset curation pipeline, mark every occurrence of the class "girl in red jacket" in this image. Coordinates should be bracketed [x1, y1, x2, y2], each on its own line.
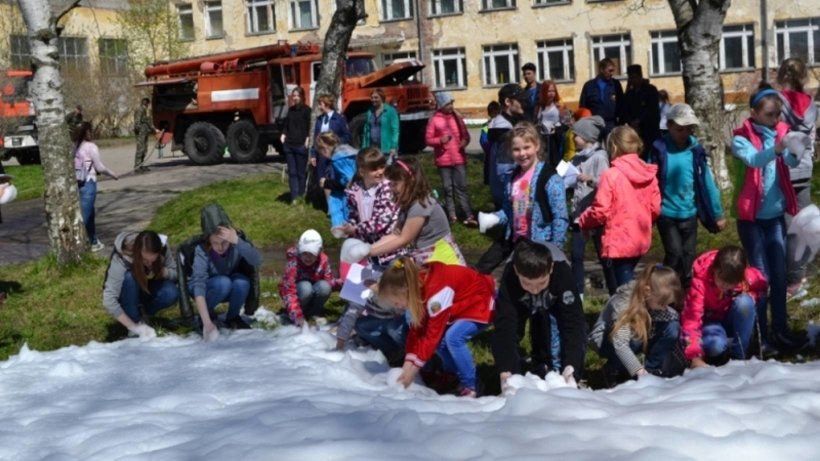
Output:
[579, 125, 661, 291]
[681, 246, 767, 367]
[378, 256, 495, 397]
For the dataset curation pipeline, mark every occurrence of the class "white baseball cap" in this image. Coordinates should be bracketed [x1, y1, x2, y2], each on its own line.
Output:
[667, 103, 700, 126]
[298, 229, 323, 256]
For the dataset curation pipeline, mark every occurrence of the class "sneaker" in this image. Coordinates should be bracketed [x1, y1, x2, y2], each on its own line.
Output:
[225, 316, 252, 330]
[458, 387, 477, 398]
[90, 241, 105, 252]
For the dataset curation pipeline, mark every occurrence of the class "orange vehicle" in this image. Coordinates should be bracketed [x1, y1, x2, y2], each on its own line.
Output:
[0, 69, 40, 165]
[141, 42, 435, 164]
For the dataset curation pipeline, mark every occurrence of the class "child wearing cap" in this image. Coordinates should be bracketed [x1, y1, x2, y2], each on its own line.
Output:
[425, 91, 477, 227]
[279, 229, 342, 326]
[647, 103, 725, 289]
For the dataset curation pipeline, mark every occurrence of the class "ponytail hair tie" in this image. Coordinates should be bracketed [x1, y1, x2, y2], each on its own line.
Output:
[392, 258, 404, 269]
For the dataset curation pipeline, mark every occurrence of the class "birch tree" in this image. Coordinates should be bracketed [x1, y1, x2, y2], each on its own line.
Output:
[17, 0, 87, 264]
[117, 0, 190, 68]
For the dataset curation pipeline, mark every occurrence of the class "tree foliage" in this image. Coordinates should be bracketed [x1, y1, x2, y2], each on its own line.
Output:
[117, 0, 190, 68]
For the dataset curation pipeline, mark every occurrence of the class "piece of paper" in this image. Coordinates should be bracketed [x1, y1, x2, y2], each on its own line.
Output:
[340, 263, 381, 305]
[556, 160, 579, 188]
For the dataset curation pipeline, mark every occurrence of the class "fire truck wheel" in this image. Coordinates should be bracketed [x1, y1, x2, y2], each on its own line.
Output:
[226, 119, 263, 163]
[184, 122, 226, 165]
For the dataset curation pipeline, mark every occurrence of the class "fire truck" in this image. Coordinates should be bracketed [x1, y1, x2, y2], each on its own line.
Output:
[0, 69, 40, 165]
[140, 42, 435, 164]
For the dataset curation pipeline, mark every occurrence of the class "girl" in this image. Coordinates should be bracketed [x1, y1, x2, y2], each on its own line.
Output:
[280, 87, 312, 203]
[311, 94, 351, 195]
[74, 122, 119, 252]
[476, 122, 569, 274]
[279, 229, 341, 327]
[315, 132, 358, 230]
[777, 58, 817, 299]
[648, 103, 725, 289]
[732, 84, 805, 353]
[361, 88, 400, 161]
[352, 157, 465, 265]
[379, 257, 495, 397]
[589, 264, 683, 385]
[567, 115, 614, 296]
[535, 80, 564, 168]
[425, 91, 477, 227]
[189, 204, 262, 340]
[681, 246, 768, 367]
[579, 125, 661, 288]
[102, 230, 180, 339]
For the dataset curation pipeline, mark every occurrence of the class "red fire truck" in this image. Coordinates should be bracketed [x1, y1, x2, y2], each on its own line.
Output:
[140, 42, 435, 164]
[0, 69, 40, 165]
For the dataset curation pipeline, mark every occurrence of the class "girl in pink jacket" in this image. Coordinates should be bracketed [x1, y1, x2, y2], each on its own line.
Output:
[579, 126, 661, 291]
[425, 92, 477, 227]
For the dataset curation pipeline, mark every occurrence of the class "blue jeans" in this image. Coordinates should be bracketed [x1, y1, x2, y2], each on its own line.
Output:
[296, 280, 332, 319]
[702, 293, 758, 359]
[610, 257, 641, 289]
[436, 320, 486, 390]
[78, 180, 98, 244]
[191, 273, 250, 320]
[283, 144, 308, 200]
[737, 217, 787, 342]
[354, 314, 408, 359]
[119, 271, 179, 323]
[600, 320, 680, 374]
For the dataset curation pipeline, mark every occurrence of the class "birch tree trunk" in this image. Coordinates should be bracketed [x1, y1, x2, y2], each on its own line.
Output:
[668, 0, 732, 190]
[17, 0, 88, 264]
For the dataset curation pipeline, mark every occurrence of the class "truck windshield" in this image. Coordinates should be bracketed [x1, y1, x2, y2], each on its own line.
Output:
[345, 58, 376, 77]
[1, 76, 30, 102]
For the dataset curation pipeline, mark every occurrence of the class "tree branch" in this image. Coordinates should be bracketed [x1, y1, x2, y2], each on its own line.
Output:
[54, 0, 81, 23]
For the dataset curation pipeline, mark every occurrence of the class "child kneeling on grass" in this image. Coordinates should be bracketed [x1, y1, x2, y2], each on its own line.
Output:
[681, 246, 767, 367]
[589, 264, 684, 386]
[378, 257, 495, 397]
[279, 229, 342, 327]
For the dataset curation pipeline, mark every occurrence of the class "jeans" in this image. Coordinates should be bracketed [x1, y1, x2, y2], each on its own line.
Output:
[296, 280, 332, 319]
[436, 320, 486, 390]
[438, 165, 473, 220]
[78, 180, 98, 244]
[283, 144, 309, 200]
[701, 293, 757, 359]
[610, 257, 641, 290]
[600, 320, 680, 374]
[191, 273, 250, 320]
[785, 185, 812, 285]
[656, 216, 698, 288]
[570, 227, 616, 296]
[355, 314, 408, 359]
[119, 271, 179, 322]
[737, 217, 787, 342]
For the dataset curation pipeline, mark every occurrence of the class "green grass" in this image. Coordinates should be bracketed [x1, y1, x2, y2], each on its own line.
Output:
[3, 164, 44, 201]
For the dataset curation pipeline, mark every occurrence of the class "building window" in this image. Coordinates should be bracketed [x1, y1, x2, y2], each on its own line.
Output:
[383, 51, 418, 66]
[720, 24, 754, 71]
[98, 38, 129, 75]
[177, 3, 194, 41]
[650, 31, 681, 75]
[10, 35, 31, 69]
[534, 0, 569, 5]
[58, 37, 89, 72]
[290, 0, 318, 30]
[482, 0, 515, 10]
[482, 44, 519, 86]
[591, 33, 632, 76]
[246, 0, 275, 34]
[433, 47, 467, 89]
[204, 1, 224, 38]
[429, 0, 462, 16]
[535, 38, 574, 82]
[381, 0, 414, 21]
[775, 18, 820, 66]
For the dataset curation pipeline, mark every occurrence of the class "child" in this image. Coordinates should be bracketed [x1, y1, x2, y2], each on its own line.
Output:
[563, 107, 592, 162]
[567, 115, 614, 296]
[589, 264, 683, 385]
[102, 230, 180, 339]
[315, 131, 358, 230]
[579, 125, 661, 288]
[279, 229, 342, 327]
[475, 122, 569, 274]
[681, 246, 768, 366]
[425, 91, 477, 227]
[732, 84, 807, 353]
[189, 204, 262, 340]
[479, 101, 501, 186]
[648, 104, 725, 289]
[378, 256, 496, 397]
[777, 57, 817, 298]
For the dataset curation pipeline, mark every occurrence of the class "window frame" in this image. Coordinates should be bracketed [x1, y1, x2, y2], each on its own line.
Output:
[381, 0, 414, 22]
[57, 36, 89, 73]
[774, 18, 820, 66]
[720, 24, 755, 72]
[98, 38, 129, 75]
[289, 0, 319, 31]
[245, 0, 276, 35]
[429, 0, 463, 17]
[10, 35, 31, 69]
[482, 43, 520, 87]
[535, 38, 575, 82]
[382, 51, 418, 66]
[590, 33, 632, 77]
[649, 30, 681, 76]
[204, 1, 224, 39]
[177, 3, 195, 41]
[533, 0, 570, 7]
[432, 47, 467, 90]
[480, 0, 516, 12]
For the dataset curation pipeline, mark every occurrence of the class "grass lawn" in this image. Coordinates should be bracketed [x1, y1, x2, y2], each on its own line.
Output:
[3, 164, 44, 201]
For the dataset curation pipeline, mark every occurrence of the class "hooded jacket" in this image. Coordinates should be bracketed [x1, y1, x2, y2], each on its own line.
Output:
[780, 89, 817, 183]
[425, 110, 470, 167]
[681, 250, 768, 360]
[569, 143, 609, 220]
[102, 232, 177, 319]
[579, 153, 661, 258]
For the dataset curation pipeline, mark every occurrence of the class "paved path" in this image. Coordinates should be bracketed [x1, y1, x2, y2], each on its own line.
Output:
[0, 141, 287, 265]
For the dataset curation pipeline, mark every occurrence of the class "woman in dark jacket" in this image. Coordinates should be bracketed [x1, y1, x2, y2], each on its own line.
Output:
[281, 87, 312, 203]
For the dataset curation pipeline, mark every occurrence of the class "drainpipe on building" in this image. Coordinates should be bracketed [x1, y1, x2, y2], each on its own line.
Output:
[761, 0, 768, 81]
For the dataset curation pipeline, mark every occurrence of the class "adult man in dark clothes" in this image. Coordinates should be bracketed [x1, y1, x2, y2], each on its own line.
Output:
[579, 58, 623, 137]
[521, 62, 539, 123]
[492, 239, 587, 391]
[620, 64, 660, 155]
[487, 83, 527, 209]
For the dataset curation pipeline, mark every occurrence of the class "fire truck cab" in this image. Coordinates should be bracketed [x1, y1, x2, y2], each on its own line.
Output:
[0, 70, 40, 165]
[141, 42, 435, 165]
